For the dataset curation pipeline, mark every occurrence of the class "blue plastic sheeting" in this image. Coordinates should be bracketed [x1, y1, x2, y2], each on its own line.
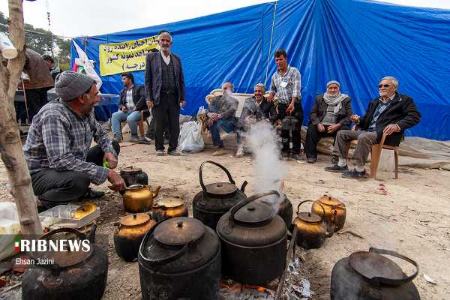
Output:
[71, 0, 450, 140]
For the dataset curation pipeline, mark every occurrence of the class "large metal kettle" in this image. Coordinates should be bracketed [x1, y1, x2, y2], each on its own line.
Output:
[193, 161, 247, 230]
[121, 184, 161, 213]
[216, 190, 287, 285]
[293, 200, 334, 249]
[312, 194, 346, 231]
[331, 248, 420, 300]
[22, 225, 108, 300]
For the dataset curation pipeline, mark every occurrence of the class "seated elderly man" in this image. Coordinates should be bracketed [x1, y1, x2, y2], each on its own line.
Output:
[305, 80, 352, 164]
[325, 76, 421, 178]
[236, 83, 276, 157]
[23, 71, 125, 209]
[207, 82, 238, 154]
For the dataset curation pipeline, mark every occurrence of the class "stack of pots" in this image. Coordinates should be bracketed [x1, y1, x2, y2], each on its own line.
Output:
[193, 161, 247, 230]
[216, 191, 287, 285]
[138, 217, 221, 300]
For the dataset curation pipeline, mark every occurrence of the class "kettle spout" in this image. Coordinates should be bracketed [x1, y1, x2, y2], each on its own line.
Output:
[240, 181, 248, 192]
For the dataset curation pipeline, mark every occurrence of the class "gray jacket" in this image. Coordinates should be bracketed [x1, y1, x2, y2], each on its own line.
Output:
[208, 95, 238, 120]
[144, 51, 185, 105]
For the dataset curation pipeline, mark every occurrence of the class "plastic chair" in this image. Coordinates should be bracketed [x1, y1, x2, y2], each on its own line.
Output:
[370, 133, 399, 179]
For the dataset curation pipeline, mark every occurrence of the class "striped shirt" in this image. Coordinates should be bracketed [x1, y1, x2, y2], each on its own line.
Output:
[270, 66, 301, 104]
[23, 100, 115, 184]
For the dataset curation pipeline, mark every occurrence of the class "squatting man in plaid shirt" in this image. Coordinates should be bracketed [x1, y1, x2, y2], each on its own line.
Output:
[23, 71, 126, 209]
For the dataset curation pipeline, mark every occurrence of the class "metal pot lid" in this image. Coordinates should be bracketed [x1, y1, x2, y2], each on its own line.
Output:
[153, 197, 184, 208]
[233, 202, 273, 225]
[297, 211, 322, 223]
[349, 251, 406, 283]
[204, 182, 237, 198]
[120, 213, 150, 226]
[32, 228, 93, 268]
[154, 217, 205, 246]
[120, 166, 142, 174]
[318, 194, 344, 207]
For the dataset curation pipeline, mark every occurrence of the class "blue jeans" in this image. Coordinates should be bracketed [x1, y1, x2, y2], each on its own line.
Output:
[209, 119, 236, 147]
[111, 110, 141, 137]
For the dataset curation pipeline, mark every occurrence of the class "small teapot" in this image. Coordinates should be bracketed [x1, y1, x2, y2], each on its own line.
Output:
[121, 184, 160, 213]
[312, 194, 346, 232]
[293, 200, 334, 249]
[152, 196, 188, 222]
[114, 213, 157, 262]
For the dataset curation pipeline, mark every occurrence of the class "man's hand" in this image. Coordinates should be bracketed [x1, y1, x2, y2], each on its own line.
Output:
[120, 105, 128, 112]
[107, 170, 125, 192]
[350, 114, 360, 122]
[180, 100, 186, 108]
[103, 152, 118, 169]
[146, 100, 154, 110]
[327, 123, 341, 133]
[267, 92, 275, 102]
[286, 102, 295, 114]
[383, 124, 401, 136]
[317, 123, 325, 132]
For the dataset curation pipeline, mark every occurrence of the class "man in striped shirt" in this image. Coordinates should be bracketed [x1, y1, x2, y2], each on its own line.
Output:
[268, 49, 304, 160]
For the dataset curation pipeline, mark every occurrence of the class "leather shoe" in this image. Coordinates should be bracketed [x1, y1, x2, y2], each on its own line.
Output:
[84, 189, 105, 199]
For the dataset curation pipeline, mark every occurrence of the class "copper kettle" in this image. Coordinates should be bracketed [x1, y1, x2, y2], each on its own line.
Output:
[312, 194, 346, 231]
[121, 184, 161, 213]
[293, 200, 334, 249]
[152, 196, 188, 222]
[114, 213, 157, 261]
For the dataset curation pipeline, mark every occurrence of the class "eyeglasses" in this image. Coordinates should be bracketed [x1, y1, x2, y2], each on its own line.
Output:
[378, 84, 391, 88]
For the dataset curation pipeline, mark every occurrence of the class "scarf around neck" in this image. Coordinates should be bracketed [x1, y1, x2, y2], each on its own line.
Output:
[323, 92, 348, 113]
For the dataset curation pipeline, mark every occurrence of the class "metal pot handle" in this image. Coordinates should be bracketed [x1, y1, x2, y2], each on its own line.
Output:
[229, 190, 279, 223]
[199, 160, 235, 192]
[368, 247, 419, 286]
[30, 227, 92, 273]
[296, 200, 325, 223]
[138, 223, 190, 266]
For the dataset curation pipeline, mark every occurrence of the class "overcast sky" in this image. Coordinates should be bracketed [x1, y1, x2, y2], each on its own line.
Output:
[0, 0, 449, 38]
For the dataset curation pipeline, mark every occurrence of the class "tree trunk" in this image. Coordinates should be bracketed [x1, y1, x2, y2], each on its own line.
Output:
[0, 0, 42, 234]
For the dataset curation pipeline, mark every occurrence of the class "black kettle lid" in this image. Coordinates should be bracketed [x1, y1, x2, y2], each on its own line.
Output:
[204, 182, 237, 198]
[233, 201, 273, 225]
[153, 217, 205, 246]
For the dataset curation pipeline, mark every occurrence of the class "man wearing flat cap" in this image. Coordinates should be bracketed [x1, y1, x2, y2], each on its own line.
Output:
[23, 71, 125, 209]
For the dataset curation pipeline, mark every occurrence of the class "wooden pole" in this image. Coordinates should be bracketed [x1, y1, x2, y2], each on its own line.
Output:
[0, 0, 42, 234]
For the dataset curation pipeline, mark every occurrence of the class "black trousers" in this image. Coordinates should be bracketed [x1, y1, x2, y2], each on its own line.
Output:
[152, 93, 180, 152]
[26, 88, 49, 123]
[278, 103, 303, 154]
[31, 142, 120, 208]
[305, 123, 337, 159]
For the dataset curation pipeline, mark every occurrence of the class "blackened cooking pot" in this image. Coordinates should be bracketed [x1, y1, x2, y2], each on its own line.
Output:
[138, 217, 221, 300]
[193, 160, 247, 230]
[216, 190, 287, 285]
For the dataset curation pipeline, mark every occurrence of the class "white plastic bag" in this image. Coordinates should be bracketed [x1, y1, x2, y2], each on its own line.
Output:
[0, 202, 20, 261]
[177, 121, 205, 153]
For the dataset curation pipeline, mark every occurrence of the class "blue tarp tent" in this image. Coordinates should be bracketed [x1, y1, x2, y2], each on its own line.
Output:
[71, 0, 450, 140]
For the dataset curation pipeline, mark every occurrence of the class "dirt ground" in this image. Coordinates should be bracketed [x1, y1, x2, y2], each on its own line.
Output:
[1, 137, 449, 299]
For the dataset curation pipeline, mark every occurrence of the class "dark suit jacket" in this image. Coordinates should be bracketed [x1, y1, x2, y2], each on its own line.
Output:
[309, 95, 352, 128]
[119, 85, 146, 111]
[359, 93, 421, 146]
[144, 51, 185, 106]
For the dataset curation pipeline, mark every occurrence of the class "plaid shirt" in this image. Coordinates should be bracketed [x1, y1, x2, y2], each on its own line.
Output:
[270, 66, 301, 104]
[23, 100, 115, 184]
